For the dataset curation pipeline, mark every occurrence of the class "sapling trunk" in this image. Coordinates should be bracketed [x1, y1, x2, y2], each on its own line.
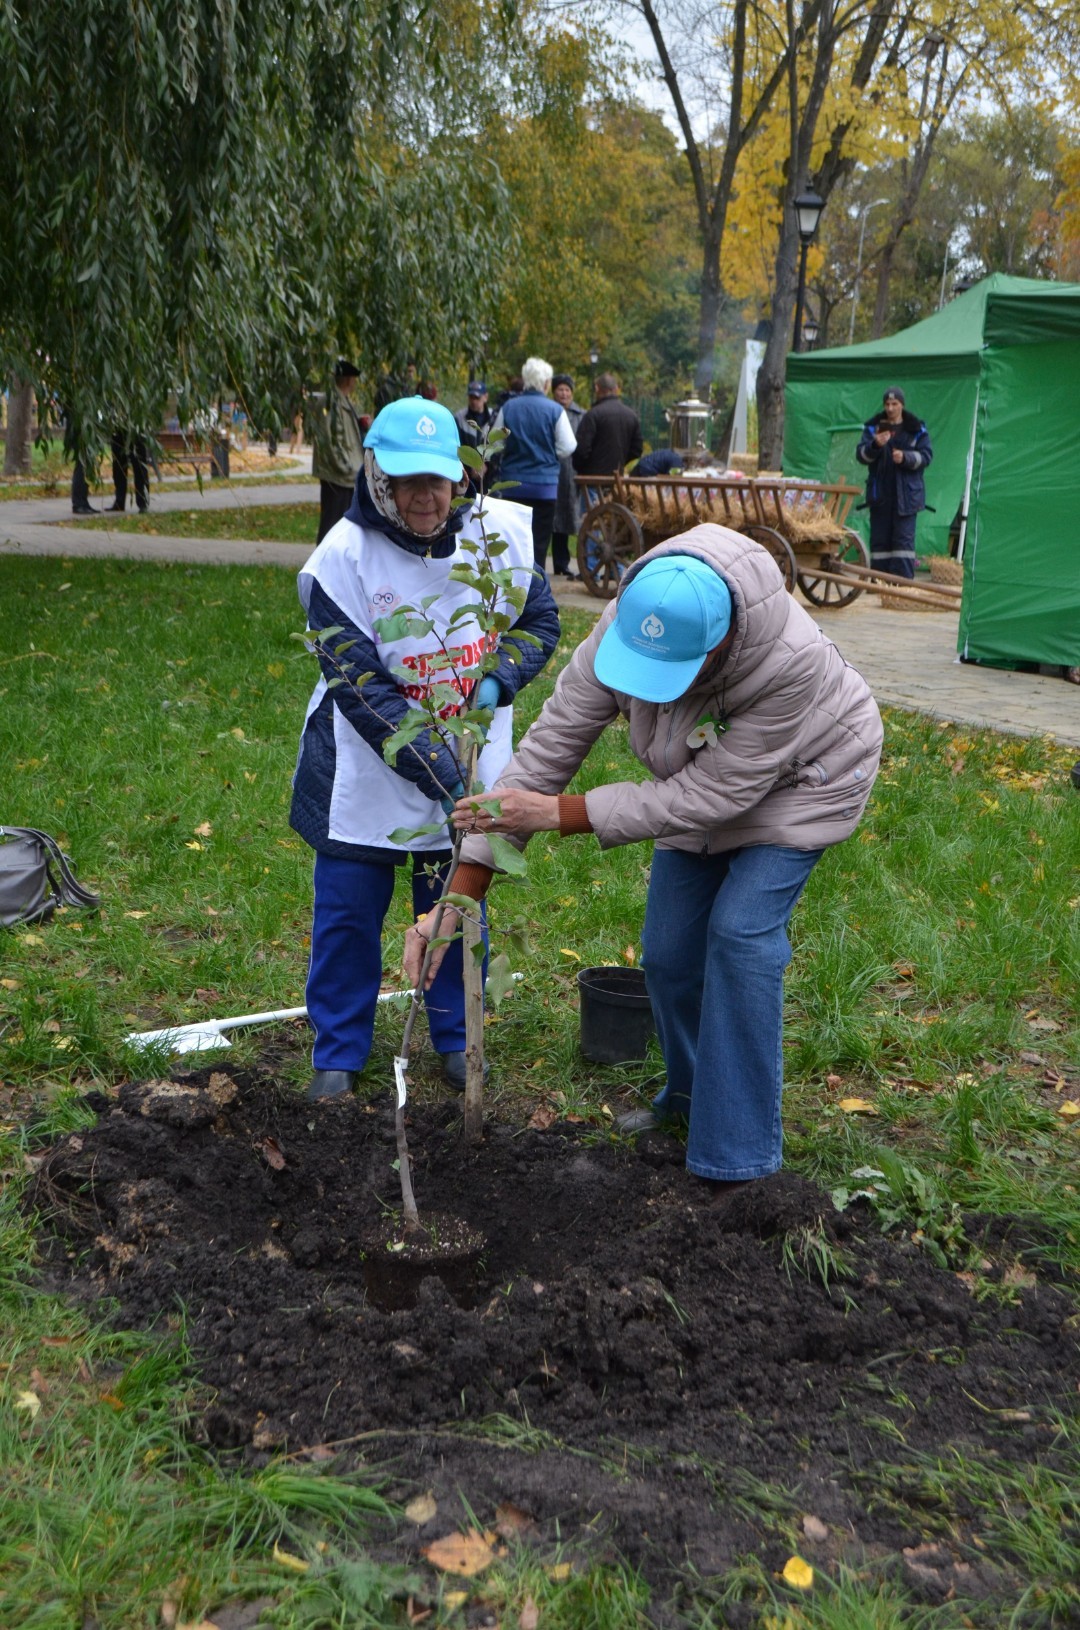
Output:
[462, 911, 485, 1144]
[394, 846, 463, 1233]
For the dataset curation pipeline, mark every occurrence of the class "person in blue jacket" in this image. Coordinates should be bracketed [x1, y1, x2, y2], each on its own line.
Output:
[493, 356, 577, 575]
[289, 397, 560, 1101]
[855, 388, 933, 579]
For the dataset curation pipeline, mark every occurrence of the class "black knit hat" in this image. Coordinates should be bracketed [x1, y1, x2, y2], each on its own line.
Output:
[552, 373, 575, 390]
[883, 386, 905, 403]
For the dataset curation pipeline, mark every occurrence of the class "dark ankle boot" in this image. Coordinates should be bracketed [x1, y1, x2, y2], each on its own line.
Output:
[305, 1068, 357, 1101]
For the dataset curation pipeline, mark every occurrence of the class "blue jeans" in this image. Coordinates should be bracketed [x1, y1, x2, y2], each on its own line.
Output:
[642, 844, 823, 1181]
[307, 852, 488, 1071]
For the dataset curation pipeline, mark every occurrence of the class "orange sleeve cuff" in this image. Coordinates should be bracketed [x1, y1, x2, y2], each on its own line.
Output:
[558, 795, 593, 835]
[447, 862, 494, 902]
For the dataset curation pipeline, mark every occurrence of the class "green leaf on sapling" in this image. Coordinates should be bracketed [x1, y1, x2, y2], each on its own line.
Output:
[469, 939, 485, 965]
[486, 834, 527, 876]
[442, 892, 479, 912]
[486, 952, 516, 1006]
[374, 610, 435, 641]
[485, 539, 509, 556]
[326, 677, 344, 689]
[315, 625, 345, 641]
[388, 823, 447, 844]
[457, 443, 484, 471]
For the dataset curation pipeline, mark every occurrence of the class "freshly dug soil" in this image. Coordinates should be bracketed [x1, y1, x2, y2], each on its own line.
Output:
[32, 1068, 1079, 1617]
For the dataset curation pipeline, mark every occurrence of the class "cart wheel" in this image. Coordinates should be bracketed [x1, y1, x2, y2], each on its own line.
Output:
[576, 502, 644, 599]
[797, 528, 869, 608]
[743, 525, 797, 594]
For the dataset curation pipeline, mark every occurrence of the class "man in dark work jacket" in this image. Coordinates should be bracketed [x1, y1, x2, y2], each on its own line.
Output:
[572, 373, 643, 487]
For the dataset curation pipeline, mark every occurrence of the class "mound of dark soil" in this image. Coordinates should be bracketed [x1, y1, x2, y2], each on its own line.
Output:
[33, 1068, 1079, 1612]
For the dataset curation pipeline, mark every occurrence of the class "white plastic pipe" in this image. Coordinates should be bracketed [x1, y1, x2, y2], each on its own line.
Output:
[124, 975, 523, 1056]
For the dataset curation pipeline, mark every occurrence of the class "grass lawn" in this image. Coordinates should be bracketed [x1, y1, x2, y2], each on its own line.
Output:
[62, 501, 319, 545]
[0, 439, 312, 503]
[1, 555, 1078, 1628]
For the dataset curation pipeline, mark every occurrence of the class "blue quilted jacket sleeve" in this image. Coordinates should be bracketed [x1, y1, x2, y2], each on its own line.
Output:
[483, 566, 561, 704]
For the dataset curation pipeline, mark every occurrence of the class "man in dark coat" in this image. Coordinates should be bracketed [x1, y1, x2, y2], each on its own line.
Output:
[454, 382, 492, 452]
[855, 388, 933, 579]
[572, 373, 643, 486]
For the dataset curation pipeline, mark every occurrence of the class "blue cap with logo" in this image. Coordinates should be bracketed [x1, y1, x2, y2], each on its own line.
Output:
[594, 555, 733, 703]
[363, 396, 464, 482]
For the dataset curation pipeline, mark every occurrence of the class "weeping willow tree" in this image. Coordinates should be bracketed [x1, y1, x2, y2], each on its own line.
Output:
[0, 0, 518, 455]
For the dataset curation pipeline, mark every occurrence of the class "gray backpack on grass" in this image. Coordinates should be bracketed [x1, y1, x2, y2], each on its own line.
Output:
[0, 826, 100, 927]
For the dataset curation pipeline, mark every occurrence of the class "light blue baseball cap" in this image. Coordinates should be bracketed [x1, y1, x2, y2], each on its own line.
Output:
[363, 396, 464, 482]
[594, 556, 733, 702]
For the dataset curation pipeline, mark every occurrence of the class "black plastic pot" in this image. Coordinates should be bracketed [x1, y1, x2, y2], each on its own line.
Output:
[577, 965, 655, 1064]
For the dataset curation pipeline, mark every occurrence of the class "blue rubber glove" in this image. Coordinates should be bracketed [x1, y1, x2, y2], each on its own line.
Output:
[474, 676, 502, 713]
[440, 780, 465, 817]
[472, 676, 502, 745]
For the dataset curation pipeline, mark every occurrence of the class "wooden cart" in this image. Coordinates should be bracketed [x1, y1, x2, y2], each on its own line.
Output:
[573, 472, 871, 607]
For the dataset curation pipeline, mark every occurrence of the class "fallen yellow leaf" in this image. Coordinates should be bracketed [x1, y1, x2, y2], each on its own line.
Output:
[124, 910, 150, 919]
[519, 1595, 540, 1630]
[0, 978, 21, 990]
[623, 945, 636, 965]
[184, 841, 204, 852]
[558, 948, 581, 961]
[405, 1491, 438, 1525]
[781, 1555, 814, 1590]
[14, 1390, 41, 1419]
[1058, 1101, 1080, 1118]
[20, 933, 45, 946]
[272, 1541, 309, 1572]
[547, 1562, 572, 1581]
[422, 1530, 495, 1577]
[837, 1098, 877, 1114]
[442, 1592, 468, 1613]
[193, 821, 213, 837]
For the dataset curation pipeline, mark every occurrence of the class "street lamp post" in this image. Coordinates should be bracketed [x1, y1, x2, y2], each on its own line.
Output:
[849, 197, 889, 344]
[802, 315, 820, 349]
[792, 188, 825, 354]
[588, 344, 600, 395]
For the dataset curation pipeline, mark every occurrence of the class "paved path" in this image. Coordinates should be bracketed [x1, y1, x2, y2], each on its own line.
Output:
[3, 488, 1077, 747]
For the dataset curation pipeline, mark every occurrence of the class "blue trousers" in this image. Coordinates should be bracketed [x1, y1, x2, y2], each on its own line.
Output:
[307, 851, 488, 1071]
[642, 844, 823, 1181]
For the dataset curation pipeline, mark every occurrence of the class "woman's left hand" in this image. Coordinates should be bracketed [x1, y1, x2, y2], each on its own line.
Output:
[451, 789, 560, 839]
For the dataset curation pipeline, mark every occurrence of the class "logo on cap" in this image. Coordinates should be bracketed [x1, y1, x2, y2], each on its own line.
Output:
[641, 613, 665, 640]
[416, 415, 437, 439]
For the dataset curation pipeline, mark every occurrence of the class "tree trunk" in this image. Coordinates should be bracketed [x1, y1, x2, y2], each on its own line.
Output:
[870, 238, 898, 337]
[694, 227, 724, 398]
[3, 377, 34, 476]
[756, 220, 801, 470]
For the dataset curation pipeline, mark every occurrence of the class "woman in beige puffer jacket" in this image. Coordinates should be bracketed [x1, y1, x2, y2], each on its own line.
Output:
[409, 526, 883, 1192]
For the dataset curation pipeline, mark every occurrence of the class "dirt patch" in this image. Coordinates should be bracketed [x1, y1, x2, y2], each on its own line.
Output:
[32, 1068, 1079, 1614]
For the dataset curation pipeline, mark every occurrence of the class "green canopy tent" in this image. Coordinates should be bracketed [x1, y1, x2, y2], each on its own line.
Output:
[785, 274, 1080, 667]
